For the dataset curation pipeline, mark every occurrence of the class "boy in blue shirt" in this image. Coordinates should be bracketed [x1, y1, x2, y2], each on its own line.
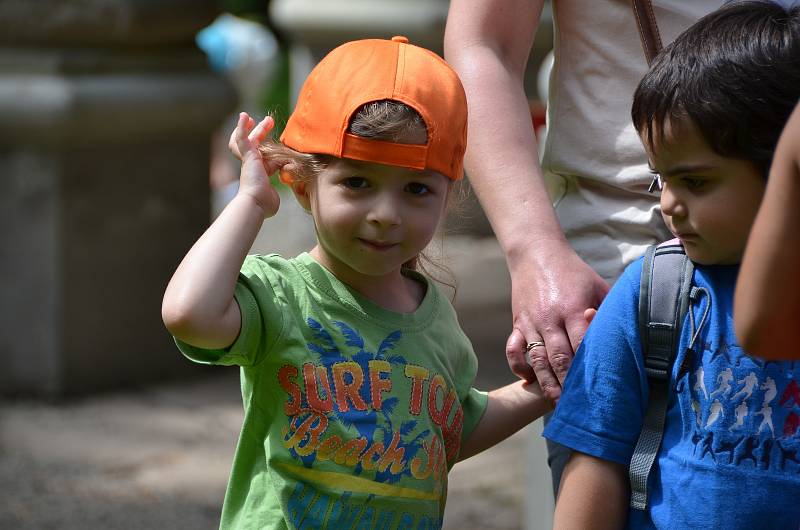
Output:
[544, 2, 800, 528]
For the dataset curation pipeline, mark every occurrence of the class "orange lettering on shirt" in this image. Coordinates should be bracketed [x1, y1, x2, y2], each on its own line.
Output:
[360, 440, 386, 471]
[303, 363, 333, 413]
[428, 374, 449, 426]
[443, 404, 464, 464]
[413, 436, 448, 483]
[334, 437, 368, 467]
[410, 440, 433, 480]
[278, 364, 301, 416]
[442, 388, 458, 422]
[377, 432, 406, 474]
[284, 412, 328, 456]
[369, 360, 392, 410]
[404, 365, 430, 415]
[332, 362, 367, 412]
[316, 435, 343, 462]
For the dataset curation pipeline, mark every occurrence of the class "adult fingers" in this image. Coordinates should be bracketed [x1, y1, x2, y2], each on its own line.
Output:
[506, 328, 536, 382]
[540, 326, 574, 389]
[526, 338, 562, 402]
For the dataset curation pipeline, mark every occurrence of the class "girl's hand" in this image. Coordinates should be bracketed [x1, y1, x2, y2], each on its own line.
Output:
[228, 112, 285, 218]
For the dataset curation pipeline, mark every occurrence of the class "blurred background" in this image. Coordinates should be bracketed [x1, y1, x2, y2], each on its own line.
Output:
[0, 0, 554, 528]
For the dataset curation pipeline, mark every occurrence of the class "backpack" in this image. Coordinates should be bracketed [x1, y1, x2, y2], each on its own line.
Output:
[628, 241, 694, 510]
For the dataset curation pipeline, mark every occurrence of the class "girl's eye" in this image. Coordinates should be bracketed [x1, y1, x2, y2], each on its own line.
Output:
[405, 182, 431, 195]
[343, 176, 368, 189]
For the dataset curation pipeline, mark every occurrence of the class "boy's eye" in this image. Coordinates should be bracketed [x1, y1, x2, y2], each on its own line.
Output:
[683, 177, 706, 190]
[343, 176, 369, 189]
[405, 182, 431, 195]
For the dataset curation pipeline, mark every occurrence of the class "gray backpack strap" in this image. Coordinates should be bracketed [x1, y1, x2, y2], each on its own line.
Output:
[629, 242, 694, 510]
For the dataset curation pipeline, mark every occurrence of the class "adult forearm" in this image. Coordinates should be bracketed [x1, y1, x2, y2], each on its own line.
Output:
[445, 0, 564, 259]
[453, 58, 564, 257]
[445, 0, 609, 389]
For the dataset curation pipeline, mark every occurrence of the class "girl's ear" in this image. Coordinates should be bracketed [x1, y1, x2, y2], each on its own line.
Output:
[279, 166, 311, 211]
[290, 178, 311, 211]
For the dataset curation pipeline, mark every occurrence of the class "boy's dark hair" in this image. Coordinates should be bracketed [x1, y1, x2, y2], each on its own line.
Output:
[632, 0, 800, 177]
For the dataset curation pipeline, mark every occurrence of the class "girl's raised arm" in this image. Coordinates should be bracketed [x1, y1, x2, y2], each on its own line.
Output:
[161, 113, 285, 349]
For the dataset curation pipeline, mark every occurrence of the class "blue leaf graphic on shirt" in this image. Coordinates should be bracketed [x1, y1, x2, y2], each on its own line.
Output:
[333, 321, 365, 349]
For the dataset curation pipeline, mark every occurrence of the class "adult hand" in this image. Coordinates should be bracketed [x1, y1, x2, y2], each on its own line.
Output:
[228, 112, 285, 218]
[505, 240, 610, 402]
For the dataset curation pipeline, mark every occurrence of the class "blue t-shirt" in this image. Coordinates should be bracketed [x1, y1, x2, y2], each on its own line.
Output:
[544, 258, 800, 529]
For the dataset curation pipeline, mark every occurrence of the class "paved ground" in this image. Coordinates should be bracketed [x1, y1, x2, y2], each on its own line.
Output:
[0, 232, 554, 529]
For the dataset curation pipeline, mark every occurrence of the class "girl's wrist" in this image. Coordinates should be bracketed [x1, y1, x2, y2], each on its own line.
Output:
[232, 189, 274, 220]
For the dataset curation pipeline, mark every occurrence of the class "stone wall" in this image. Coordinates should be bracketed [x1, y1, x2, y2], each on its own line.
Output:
[0, 0, 236, 396]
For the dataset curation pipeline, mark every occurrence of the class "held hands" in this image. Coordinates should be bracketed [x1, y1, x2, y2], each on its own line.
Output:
[505, 242, 609, 403]
[228, 112, 287, 219]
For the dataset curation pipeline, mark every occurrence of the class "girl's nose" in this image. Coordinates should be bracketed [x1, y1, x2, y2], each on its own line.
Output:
[660, 184, 686, 219]
[366, 195, 402, 227]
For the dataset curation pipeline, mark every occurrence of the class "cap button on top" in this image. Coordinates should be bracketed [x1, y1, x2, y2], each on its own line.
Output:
[391, 36, 409, 44]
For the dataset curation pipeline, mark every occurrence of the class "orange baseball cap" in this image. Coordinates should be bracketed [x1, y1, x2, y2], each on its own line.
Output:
[280, 36, 467, 181]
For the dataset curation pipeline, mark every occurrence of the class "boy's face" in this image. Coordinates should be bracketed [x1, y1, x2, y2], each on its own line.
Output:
[647, 120, 766, 265]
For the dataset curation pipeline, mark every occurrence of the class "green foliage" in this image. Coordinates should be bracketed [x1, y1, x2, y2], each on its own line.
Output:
[262, 45, 291, 139]
[221, 0, 268, 23]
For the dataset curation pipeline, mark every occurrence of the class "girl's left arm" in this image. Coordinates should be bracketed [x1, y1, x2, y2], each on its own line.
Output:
[458, 380, 551, 460]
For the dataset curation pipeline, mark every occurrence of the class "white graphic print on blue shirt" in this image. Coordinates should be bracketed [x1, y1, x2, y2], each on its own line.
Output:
[544, 260, 800, 529]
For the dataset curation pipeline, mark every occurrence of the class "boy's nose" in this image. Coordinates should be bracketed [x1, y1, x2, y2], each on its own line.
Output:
[660, 186, 686, 219]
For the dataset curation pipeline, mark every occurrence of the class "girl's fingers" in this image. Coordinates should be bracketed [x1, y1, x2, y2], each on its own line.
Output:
[234, 112, 255, 159]
[228, 126, 242, 159]
[229, 112, 274, 161]
[248, 116, 274, 145]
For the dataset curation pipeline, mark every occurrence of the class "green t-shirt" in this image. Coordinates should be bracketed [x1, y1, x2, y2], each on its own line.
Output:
[176, 253, 488, 530]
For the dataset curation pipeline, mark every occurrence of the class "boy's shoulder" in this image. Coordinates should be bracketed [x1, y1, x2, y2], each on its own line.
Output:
[600, 254, 647, 308]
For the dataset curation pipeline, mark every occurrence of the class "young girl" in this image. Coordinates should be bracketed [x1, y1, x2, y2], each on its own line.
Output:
[162, 36, 549, 530]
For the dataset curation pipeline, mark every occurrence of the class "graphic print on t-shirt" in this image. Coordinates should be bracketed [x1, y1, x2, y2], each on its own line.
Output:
[677, 340, 799, 470]
[275, 317, 466, 526]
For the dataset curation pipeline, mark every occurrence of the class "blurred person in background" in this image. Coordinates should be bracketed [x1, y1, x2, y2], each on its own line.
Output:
[197, 13, 281, 211]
